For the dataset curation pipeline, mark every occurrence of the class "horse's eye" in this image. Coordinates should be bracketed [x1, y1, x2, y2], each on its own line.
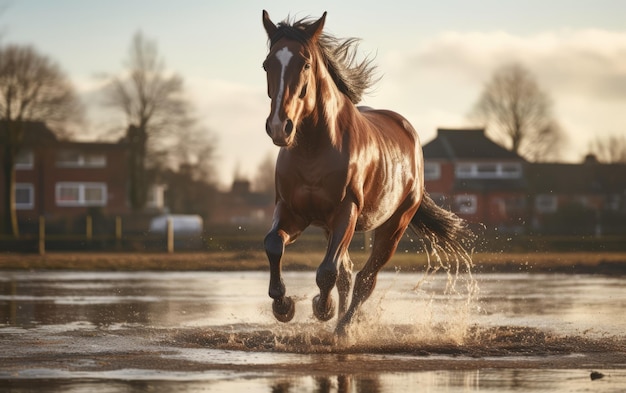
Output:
[304, 63, 311, 71]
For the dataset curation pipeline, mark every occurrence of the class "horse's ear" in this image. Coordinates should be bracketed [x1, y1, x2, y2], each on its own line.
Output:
[262, 10, 278, 39]
[305, 11, 327, 41]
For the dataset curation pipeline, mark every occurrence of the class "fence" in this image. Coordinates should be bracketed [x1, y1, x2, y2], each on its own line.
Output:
[1, 215, 185, 254]
[1, 215, 625, 254]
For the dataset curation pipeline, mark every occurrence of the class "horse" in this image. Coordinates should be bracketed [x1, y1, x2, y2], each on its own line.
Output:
[261, 10, 473, 337]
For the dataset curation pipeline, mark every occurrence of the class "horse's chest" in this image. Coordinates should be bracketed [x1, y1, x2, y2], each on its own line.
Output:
[279, 172, 346, 220]
[290, 185, 337, 213]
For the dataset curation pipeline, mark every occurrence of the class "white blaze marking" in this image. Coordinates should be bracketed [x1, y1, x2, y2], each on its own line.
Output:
[271, 47, 293, 129]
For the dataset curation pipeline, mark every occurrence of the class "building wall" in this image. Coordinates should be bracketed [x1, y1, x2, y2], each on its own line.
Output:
[5, 142, 131, 224]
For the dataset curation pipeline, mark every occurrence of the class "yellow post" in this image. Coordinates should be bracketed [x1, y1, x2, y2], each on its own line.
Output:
[38, 216, 45, 255]
[363, 230, 372, 250]
[86, 215, 93, 241]
[167, 216, 174, 253]
[115, 216, 122, 250]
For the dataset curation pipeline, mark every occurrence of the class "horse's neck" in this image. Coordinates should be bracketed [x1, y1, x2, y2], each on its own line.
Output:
[300, 85, 357, 151]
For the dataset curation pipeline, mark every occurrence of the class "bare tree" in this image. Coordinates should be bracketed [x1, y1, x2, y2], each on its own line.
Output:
[170, 125, 218, 183]
[0, 44, 83, 237]
[470, 63, 565, 162]
[252, 152, 276, 194]
[102, 31, 213, 210]
[589, 133, 626, 163]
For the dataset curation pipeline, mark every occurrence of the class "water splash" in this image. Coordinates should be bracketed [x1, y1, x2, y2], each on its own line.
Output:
[367, 236, 482, 346]
[173, 323, 626, 359]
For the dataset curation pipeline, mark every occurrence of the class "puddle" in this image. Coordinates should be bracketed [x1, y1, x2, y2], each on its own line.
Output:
[1, 270, 625, 392]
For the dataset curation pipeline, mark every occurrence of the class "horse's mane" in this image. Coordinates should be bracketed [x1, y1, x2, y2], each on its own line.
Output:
[268, 16, 377, 104]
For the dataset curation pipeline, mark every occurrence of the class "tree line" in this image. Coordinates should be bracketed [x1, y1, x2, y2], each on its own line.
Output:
[1, 23, 625, 238]
[0, 28, 219, 237]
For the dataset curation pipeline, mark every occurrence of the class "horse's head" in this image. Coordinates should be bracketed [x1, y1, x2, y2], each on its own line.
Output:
[262, 10, 327, 147]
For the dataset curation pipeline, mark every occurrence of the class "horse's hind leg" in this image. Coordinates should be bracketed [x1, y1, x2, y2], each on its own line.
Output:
[313, 202, 358, 322]
[336, 198, 419, 336]
[337, 253, 354, 317]
[265, 202, 306, 322]
[320, 228, 353, 318]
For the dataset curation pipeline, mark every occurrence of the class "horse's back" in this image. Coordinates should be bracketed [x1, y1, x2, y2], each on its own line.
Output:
[349, 106, 424, 231]
[357, 106, 421, 151]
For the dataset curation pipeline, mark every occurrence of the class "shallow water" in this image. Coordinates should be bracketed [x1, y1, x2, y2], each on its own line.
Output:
[0, 270, 625, 392]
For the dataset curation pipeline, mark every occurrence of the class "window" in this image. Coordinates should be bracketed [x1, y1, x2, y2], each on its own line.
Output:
[147, 184, 166, 209]
[501, 163, 522, 177]
[455, 163, 474, 178]
[424, 162, 441, 180]
[56, 150, 106, 168]
[535, 194, 557, 213]
[454, 194, 477, 214]
[15, 149, 34, 170]
[476, 163, 498, 176]
[455, 162, 522, 179]
[55, 182, 107, 206]
[15, 183, 34, 210]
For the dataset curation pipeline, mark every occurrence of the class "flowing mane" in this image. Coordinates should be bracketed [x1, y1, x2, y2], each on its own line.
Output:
[267, 16, 377, 104]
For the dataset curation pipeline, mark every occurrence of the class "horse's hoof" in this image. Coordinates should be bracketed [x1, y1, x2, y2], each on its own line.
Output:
[335, 321, 347, 336]
[272, 297, 295, 322]
[312, 294, 336, 321]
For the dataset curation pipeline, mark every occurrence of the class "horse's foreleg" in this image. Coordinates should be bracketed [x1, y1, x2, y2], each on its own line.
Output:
[264, 229, 295, 322]
[265, 203, 306, 322]
[313, 202, 358, 322]
[336, 198, 419, 336]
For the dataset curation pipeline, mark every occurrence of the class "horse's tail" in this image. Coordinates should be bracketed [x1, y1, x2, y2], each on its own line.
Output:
[410, 193, 475, 253]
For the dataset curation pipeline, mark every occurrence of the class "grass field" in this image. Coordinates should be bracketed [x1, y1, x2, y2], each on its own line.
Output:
[1, 250, 625, 274]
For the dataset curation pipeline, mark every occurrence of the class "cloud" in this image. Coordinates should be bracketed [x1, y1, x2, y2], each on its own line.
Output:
[370, 28, 626, 160]
[390, 29, 626, 100]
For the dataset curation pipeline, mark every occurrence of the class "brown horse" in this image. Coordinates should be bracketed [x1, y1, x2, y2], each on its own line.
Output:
[261, 10, 472, 336]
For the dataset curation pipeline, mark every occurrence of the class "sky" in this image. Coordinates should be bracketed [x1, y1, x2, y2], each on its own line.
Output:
[3, 0, 626, 187]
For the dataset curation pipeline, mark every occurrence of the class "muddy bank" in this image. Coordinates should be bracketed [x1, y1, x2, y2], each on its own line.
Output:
[1, 251, 625, 274]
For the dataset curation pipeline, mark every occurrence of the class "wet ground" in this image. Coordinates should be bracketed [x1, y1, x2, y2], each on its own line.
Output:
[0, 270, 625, 392]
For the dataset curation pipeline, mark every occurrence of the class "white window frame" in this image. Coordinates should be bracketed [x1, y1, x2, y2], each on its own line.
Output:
[55, 182, 107, 207]
[455, 162, 522, 179]
[535, 194, 558, 213]
[424, 162, 441, 181]
[146, 184, 166, 209]
[454, 194, 477, 214]
[500, 163, 523, 177]
[455, 163, 474, 178]
[15, 149, 34, 170]
[56, 150, 106, 168]
[476, 163, 498, 177]
[15, 183, 34, 210]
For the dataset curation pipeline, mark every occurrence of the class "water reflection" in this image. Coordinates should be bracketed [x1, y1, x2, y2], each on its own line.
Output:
[1, 369, 623, 392]
[270, 375, 378, 393]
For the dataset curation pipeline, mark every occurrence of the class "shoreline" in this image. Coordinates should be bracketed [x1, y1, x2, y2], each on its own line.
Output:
[1, 251, 625, 274]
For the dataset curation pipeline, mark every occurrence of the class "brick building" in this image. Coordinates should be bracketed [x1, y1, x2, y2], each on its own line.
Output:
[423, 128, 626, 235]
[423, 128, 528, 233]
[1, 122, 131, 231]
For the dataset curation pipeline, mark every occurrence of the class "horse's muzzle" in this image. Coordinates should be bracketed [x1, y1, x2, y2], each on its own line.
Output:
[266, 118, 295, 146]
